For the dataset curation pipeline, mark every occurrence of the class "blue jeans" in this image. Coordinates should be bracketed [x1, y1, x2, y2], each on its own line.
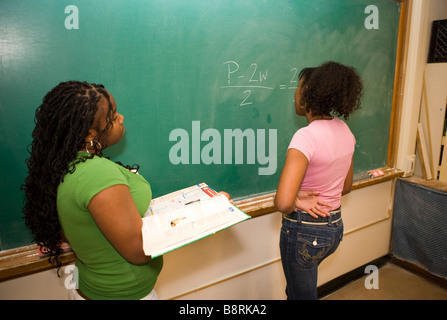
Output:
[279, 211, 344, 300]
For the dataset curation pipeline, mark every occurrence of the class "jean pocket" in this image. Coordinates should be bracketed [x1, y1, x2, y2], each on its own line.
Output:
[295, 232, 332, 267]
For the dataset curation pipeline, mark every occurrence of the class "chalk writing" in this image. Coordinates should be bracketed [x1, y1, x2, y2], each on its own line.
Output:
[221, 61, 298, 107]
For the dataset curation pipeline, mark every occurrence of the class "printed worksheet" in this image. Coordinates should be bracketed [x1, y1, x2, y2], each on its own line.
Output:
[142, 183, 250, 258]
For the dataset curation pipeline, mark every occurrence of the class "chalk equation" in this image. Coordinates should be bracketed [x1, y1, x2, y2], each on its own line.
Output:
[221, 61, 298, 107]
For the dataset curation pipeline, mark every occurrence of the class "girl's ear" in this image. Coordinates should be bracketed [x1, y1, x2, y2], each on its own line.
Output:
[85, 129, 98, 143]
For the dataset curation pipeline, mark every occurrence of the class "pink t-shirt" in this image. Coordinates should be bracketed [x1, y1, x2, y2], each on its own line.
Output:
[288, 118, 355, 210]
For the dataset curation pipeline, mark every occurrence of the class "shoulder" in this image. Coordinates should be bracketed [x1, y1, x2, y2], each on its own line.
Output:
[332, 117, 349, 128]
[292, 125, 313, 139]
[290, 125, 316, 145]
[332, 118, 355, 139]
[77, 154, 121, 171]
[60, 155, 130, 207]
[288, 126, 317, 160]
[69, 154, 129, 186]
[330, 117, 352, 131]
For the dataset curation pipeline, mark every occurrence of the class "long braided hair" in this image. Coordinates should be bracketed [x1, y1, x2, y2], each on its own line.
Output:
[22, 81, 114, 268]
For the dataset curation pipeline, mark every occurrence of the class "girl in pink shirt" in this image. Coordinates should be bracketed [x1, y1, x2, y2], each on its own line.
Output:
[274, 61, 363, 300]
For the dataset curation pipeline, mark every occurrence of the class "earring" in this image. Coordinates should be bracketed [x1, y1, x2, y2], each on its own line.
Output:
[300, 105, 305, 109]
[92, 140, 102, 150]
[85, 140, 102, 153]
[85, 141, 92, 154]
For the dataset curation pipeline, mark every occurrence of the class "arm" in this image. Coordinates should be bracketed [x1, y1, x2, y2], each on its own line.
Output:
[274, 149, 330, 217]
[342, 157, 354, 195]
[88, 184, 151, 265]
[274, 149, 308, 214]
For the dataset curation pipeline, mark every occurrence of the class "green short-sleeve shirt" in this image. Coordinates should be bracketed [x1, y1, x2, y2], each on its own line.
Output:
[57, 153, 163, 300]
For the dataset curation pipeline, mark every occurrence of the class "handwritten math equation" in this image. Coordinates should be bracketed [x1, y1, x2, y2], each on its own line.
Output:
[221, 61, 299, 107]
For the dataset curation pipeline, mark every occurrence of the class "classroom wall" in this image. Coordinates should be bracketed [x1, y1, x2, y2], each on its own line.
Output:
[397, 0, 447, 177]
[414, 0, 447, 178]
[0, 0, 443, 300]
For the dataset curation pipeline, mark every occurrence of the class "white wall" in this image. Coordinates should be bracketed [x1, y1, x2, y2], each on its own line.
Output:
[398, 0, 447, 177]
[396, 0, 431, 175]
[414, 0, 447, 178]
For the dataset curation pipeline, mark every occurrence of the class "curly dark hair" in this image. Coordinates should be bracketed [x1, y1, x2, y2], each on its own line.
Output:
[299, 61, 363, 119]
[22, 81, 114, 268]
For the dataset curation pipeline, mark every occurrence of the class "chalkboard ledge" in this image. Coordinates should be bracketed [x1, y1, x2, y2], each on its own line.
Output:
[0, 245, 76, 282]
[0, 167, 403, 282]
[237, 167, 404, 218]
[352, 167, 404, 189]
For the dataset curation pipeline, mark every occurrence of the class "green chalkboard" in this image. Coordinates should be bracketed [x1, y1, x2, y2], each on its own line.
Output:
[0, 0, 401, 250]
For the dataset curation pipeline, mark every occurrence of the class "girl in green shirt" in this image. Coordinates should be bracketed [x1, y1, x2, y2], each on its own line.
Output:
[23, 81, 162, 299]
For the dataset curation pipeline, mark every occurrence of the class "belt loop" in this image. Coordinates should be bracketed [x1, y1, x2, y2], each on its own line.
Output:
[328, 213, 333, 225]
[297, 211, 302, 224]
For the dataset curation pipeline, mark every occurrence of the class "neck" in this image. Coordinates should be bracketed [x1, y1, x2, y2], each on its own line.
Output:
[79, 140, 102, 154]
[306, 113, 334, 124]
[78, 145, 97, 154]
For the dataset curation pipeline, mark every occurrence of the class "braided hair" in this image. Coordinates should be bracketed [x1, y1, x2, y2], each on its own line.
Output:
[22, 81, 114, 268]
[299, 61, 363, 119]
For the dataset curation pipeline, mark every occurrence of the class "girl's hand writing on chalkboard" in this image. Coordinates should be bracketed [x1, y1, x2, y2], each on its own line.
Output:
[295, 190, 330, 218]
